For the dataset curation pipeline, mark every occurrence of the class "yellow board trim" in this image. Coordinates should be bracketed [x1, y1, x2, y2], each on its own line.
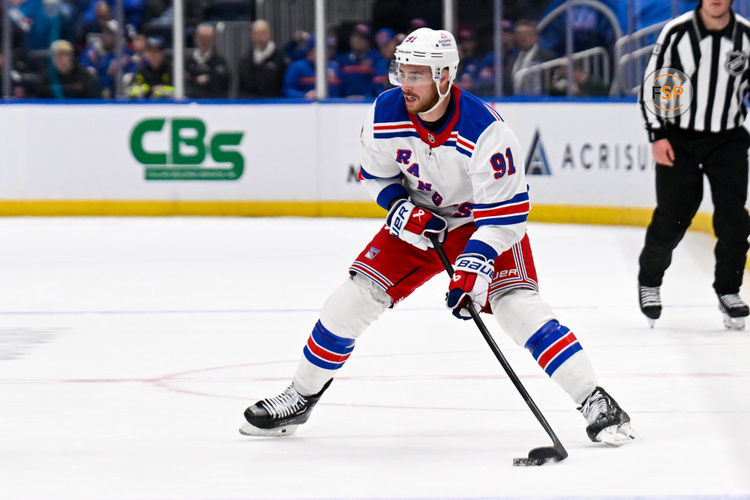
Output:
[527, 205, 714, 234]
[0, 200, 732, 265]
[0, 200, 385, 217]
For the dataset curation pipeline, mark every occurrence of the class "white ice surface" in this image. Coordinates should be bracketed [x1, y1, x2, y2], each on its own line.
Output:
[0, 217, 749, 500]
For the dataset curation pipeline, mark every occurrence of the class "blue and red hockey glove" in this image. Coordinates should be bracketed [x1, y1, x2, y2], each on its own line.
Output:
[446, 253, 495, 320]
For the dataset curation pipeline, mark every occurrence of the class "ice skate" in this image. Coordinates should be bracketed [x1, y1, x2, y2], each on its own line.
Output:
[638, 285, 662, 328]
[718, 294, 749, 331]
[579, 387, 636, 446]
[239, 380, 331, 437]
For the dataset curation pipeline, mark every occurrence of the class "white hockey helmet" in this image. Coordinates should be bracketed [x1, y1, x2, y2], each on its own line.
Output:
[389, 28, 460, 98]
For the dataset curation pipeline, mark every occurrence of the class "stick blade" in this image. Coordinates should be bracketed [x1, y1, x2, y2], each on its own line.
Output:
[513, 446, 567, 466]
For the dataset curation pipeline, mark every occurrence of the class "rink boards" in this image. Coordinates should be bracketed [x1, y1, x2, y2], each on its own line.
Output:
[0, 99, 717, 231]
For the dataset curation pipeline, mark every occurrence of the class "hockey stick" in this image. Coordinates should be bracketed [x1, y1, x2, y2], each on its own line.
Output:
[428, 234, 568, 466]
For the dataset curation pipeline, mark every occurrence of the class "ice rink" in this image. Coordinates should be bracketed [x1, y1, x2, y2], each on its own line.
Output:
[1, 216, 749, 500]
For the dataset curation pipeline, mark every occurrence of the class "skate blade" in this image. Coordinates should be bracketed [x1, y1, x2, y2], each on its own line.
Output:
[595, 423, 636, 446]
[239, 421, 299, 437]
[722, 314, 745, 331]
[647, 318, 655, 329]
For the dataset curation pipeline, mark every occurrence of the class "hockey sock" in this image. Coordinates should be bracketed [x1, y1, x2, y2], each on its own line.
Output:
[303, 321, 355, 369]
[524, 320, 597, 404]
[292, 320, 355, 396]
[293, 274, 390, 395]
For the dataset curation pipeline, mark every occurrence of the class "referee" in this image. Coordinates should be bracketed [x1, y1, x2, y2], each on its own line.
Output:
[638, 0, 750, 329]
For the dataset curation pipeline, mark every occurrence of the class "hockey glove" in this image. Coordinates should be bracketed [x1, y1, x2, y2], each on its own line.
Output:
[446, 253, 494, 320]
[385, 199, 447, 251]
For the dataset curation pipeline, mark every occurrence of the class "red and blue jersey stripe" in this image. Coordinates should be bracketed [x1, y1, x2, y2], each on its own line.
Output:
[455, 134, 476, 157]
[371, 86, 502, 158]
[373, 121, 419, 140]
[472, 191, 530, 227]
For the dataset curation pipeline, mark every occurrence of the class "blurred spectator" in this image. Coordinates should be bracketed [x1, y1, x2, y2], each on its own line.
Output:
[505, 19, 555, 95]
[37, 39, 100, 98]
[125, 35, 173, 98]
[81, 0, 145, 32]
[0, 50, 27, 98]
[284, 30, 310, 62]
[128, 32, 148, 72]
[455, 29, 483, 93]
[185, 23, 229, 98]
[18, 0, 75, 51]
[538, 0, 617, 57]
[238, 19, 287, 98]
[550, 59, 608, 97]
[142, 0, 169, 24]
[408, 17, 427, 31]
[501, 19, 516, 56]
[61, 0, 89, 38]
[335, 23, 381, 99]
[375, 28, 397, 59]
[63, 0, 89, 23]
[283, 35, 340, 99]
[142, 0, 208, 32]
[475, 19, 516, 96]
[80, 20, 133, 97]
[538, 0, 694, 54]
[373, 27, 397, 93]
[76, 0, 113, 40]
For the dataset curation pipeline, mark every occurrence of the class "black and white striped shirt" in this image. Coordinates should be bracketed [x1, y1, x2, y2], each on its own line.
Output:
[640, 6, 750, 141]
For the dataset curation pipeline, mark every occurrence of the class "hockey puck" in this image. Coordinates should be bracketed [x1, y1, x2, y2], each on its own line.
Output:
[512, 446, 566, 466]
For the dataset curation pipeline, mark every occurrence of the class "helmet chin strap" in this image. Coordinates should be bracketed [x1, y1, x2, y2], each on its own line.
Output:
[419, 81, 451, 116]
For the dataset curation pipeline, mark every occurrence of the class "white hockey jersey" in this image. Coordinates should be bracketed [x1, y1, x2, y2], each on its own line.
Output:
[359, 85, 529, 260]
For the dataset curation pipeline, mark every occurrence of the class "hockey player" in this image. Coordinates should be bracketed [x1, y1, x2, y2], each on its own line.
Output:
[240, 28, 636, 446]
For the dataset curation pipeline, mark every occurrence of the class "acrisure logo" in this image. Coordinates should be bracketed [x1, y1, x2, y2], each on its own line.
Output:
[130, 118, 245, 180]
[642, 67, 694, 119]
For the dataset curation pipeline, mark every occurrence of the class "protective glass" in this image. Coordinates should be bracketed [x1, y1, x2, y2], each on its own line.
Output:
[388, 60, 435, 88]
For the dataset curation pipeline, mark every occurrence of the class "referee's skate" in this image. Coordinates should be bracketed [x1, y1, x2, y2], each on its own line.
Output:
[718, 293, 749, 330]
[638, 285, 662, 328]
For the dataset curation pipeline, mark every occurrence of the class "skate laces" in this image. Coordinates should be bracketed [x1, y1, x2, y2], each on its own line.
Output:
[580, 389, 610, 425]
[259, 385, 308, 419]
[719, 294, 746, 309]
[639, 286, 661, 307]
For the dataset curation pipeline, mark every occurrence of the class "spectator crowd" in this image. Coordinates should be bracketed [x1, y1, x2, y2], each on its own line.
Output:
[0, 0, 623, 100]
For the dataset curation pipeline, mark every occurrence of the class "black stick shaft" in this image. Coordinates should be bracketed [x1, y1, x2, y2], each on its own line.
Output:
[429, 234, 566, 452]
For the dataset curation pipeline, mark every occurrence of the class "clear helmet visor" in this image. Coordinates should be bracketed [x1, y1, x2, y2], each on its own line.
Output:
[388, 60, 437, 88]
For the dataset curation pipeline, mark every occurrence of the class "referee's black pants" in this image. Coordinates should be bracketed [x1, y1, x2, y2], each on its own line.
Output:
[638, 126, 750, 295]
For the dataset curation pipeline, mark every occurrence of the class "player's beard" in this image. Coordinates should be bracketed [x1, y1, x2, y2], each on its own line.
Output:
[403, 85, 440, 114]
